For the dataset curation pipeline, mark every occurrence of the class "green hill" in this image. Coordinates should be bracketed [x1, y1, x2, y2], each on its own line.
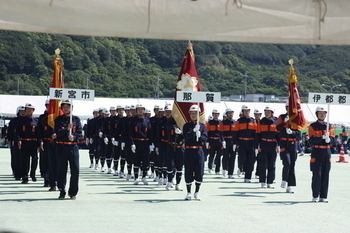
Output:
[0, 30, 349, 98]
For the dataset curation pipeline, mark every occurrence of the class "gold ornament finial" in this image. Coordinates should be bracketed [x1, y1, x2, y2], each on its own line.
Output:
[55, 48, 61, 56]
[288, 59, 294, 65]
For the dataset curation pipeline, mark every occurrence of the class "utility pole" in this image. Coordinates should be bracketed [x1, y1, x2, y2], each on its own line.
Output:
[242, 72, 248, 102]
[155, 77, 161, 99]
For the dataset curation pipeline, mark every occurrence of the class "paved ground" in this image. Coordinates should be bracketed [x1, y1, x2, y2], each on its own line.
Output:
[0, 148, 349, 233]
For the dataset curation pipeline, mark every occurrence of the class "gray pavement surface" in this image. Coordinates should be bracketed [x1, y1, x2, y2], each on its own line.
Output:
[0, 148, 349, 233]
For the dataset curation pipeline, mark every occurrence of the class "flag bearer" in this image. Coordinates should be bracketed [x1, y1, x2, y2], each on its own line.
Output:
[53, 100, 82, 200]
[183, 105, 207, 201]
[309, 106, 334, 203]
[277, 101, 299, 193]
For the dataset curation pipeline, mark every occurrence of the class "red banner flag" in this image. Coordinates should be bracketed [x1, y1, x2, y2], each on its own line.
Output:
[288, 60, 306, 130]
[172, 42, 205, 130]
[47, 51, 64, 128]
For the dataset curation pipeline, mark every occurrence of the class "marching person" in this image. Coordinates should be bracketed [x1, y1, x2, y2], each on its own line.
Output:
[341, 124, 348, 154]
[129, 104, 153, 185]
[164, 104, 184, 191]
[53, 100, 82, 200]
[104, 106, 116, 174]
[222, 108, 237, 179]
[16, 103, 40, 184]
[112, 105, 126, 178]
[257, 105, 279, 188]
[8, 106, 26, 180]
[309, 106, 334, 203]
[233, 105, 257, 183]
[37, 99, 57, 189]
[149, 105, 161, 181]
[120, 105, 134, 181]
[277, 101, 299, 193]
[183, 105, 207, 201]
[86, 109, 99, 168]
[206, 109, 225, 176]
[98, 108, 109, 171]
[253, 109, 262, 179]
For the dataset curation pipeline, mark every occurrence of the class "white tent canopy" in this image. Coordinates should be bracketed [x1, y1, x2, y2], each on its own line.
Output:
[0, 0, 350, 45]
[1, 94, 350, 126]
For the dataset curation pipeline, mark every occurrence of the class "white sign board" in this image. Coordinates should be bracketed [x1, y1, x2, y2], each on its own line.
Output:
[49, 88, 95, 101]
[0, 119, 4, 127]
[308, 92, 349, 105]
[176, 91, 221, 103]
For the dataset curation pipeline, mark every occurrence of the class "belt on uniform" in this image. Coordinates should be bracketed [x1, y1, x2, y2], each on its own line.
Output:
[209, 137, 221, 140]
[261, 138, 276, 142]
[238, 137, 254, 141]
[56, 141, 78, 145]
[21, 138, 37, 141]
[312, 145, 331, 149]
[134, 138, 149, 141]
[43, 137, 53, 141]
[161, 139, 168, 142]
[281, 138, 296, 141]
[224, 136, 233, 138]
[185, 146, 202, 149]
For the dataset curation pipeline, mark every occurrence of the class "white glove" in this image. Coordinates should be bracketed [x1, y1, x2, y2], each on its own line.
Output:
[111, 138, 116, 145]
[193, 125, 200, 132]
[131, 144, 136, 153]
[284, 115, 289, 122]
[325, 137, 330, 143]
[222, 141, 226, 149]
[155, 147, 159, 155]
[276, 146, 280, 153]
[90, 138, 93, 144]
[255, 149, 259, 155]
[175, 128, 182, 134]
[322, 132, 329, 139]
[286, 128, 292, 134]
[115, 141, 119, 146]
[85, 138, 89, 145]
[104, 137, 108, 145]
[206, 142, 209, 148]
[99, 132, 103, 138]
[149, 143, 154, 152]
[196, 131, 201, 138]
[121, 142, 125, 150]
[232, 144, 236, 151]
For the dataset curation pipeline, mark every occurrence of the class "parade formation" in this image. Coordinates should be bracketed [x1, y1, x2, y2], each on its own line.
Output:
[5, 99, 340, 203]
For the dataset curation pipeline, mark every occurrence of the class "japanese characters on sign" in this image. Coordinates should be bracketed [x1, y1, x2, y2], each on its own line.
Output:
[308, 92, 349, 105]
[49, 88, 95, 101]
[176, 91, 221, 103]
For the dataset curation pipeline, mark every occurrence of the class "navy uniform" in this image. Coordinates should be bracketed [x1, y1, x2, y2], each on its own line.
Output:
[233, 105, 257, 183]
[16, 103, 39, 184]
[120, 105, 134, 180]
[257, 106, 279, 188]
[129, 104, 153, 185]
[86, 109, 99, 168]
[183, 105, 207, 201]
[156, 109, 168, 185]
[148, 105, 160, 179]
[112, 105, 126, 177]
[97, 108, 109, 171]
[37, 104, 56, 189]
[91, 108, 103, 169]
[8, 106, 26, 180]
[103, 107, 115, 173]
[206, 109, 224, 176]
[309, 106, 334, 203]
[164, 104, 184, 191]
[276, 102, 299, 193]
[221, 108, 236, 178]
[54, 100, 82, 199]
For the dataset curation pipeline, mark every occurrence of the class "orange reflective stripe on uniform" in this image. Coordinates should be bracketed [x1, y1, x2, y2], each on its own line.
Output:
[261, 138, 276, 142]
[134, 138, 149, 141]
[310, 158, 316, 163]
[238, 137, 254, 140]
[185, 146, 202, 149]
[312, 145, 331, 149]
[56, 141, 78, 145]
[20, 138, 37, 141]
